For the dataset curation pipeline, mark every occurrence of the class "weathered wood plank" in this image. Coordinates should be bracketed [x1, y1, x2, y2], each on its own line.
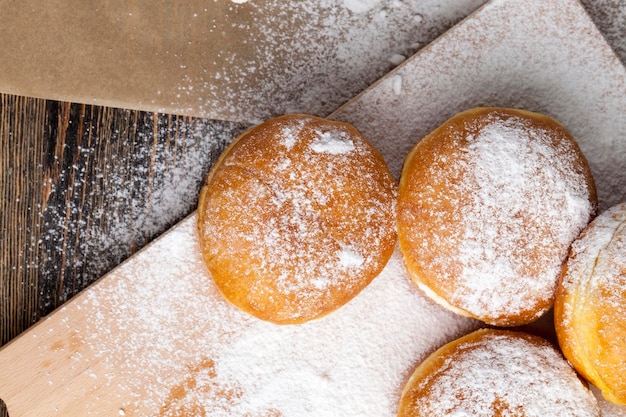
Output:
[0, 95, 47, 346]
[0, 94, 247, 351]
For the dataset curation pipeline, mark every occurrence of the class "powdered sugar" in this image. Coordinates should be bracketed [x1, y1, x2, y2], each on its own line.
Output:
[72, 217, 477, 416]
[11, 0, 626, 415]
[199, 116, 396, 323]
[563, 203, 626, 297]
[331, 0, 626, 212]
[451, 114, 594, 320]
[37, 115, 245, 311]
[593, 385, 626, 417]
[402, 330, 600, 416]
[397, 109, 596, 326]
[338, 245, 365, 268]
[581, 0, 626, 68]
[557, 202, 626, 404]
[309, 131, 355, 154]
[161, 0, 485, 122]
[342, 0, 380, 14]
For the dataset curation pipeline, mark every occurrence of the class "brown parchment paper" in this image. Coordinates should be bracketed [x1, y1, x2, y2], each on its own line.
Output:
[0, 0, 486, 123]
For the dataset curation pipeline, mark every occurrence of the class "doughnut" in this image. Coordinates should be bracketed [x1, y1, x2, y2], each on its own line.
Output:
[398, 329, 600, 417]
[397, 107, 597, 326]
[197, 114, 397, 324]
[554, 202, 626, 405]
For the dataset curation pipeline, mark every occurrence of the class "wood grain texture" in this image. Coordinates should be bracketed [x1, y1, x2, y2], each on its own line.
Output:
[0, 95, 47, 347]
[0, 99, 246, 417]
[0, 94, 247, 349]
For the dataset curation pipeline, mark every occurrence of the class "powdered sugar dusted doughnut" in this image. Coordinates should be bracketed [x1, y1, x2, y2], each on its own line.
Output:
[397, 107, 597, 326]
[398, 329, 600, 417]
[555, 202, 626, 405]
[197, 114, 396, 324]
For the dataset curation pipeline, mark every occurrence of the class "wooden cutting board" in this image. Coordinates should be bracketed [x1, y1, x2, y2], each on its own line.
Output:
[2, 0, 626, 415]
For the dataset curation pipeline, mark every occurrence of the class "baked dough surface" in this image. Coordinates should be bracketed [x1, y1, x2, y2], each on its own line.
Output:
[398, 329, 600, 417]
[397, 107, 597, 326]
[555, 202, 626, 405]
[198, 114, 397, 324]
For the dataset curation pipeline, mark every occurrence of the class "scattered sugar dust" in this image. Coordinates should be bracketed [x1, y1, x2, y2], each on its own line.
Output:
[32, 0, 626, 323]
[37, 109, 247, 314]
[168, 0, 486, 122]
[22, 1, 626, 415]
[342, 0, 381, 14]
[581, 0, 626, 65]
[75, 217, 478, 416]
[32, 0, 489, 317]
[330, 0, 626, 211]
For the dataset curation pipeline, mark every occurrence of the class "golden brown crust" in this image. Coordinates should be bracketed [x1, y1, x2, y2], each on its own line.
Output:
[397, 107, 597, 326]
[554, 202, 626, 405]
[398, 329, 600, 417]
[197, 114, 397, 324]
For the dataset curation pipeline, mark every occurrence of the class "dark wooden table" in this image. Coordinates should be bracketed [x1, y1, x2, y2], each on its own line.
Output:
[0, 95, 247, 347]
